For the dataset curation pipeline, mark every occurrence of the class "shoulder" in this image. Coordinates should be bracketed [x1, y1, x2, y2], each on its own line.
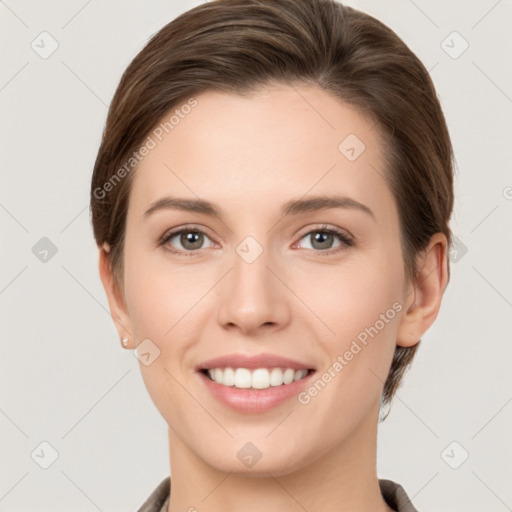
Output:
[379, 478, 419, 512]
[137, 476, 418, 512]
[136, 477, 170, 512]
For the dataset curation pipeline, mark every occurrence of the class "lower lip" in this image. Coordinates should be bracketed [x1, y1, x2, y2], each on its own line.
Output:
[198, 371, 315, 413]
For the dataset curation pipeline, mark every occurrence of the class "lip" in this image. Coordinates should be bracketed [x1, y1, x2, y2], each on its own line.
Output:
[195, 352, 316, 414]
[196, 353, 314, 371]
[197, 370, 315, 413]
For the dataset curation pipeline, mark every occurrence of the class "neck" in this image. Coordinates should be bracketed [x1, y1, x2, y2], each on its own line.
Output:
[166, 404, 393, 512]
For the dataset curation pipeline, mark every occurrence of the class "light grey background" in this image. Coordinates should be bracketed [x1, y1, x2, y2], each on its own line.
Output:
[1, 0, 511, 510]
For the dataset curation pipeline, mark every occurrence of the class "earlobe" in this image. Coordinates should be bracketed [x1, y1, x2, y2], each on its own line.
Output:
[98, 244, 133, 346]
[396, 233, 448, 348]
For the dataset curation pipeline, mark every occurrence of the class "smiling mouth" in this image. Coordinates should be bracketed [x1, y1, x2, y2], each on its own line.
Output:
[200, 367, 314, 389]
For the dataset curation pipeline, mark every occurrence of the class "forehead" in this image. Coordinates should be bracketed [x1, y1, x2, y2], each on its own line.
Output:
[129, 84, 394, 221]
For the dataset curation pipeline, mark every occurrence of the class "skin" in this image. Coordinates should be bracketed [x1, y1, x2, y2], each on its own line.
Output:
[99, 84, 448, 512]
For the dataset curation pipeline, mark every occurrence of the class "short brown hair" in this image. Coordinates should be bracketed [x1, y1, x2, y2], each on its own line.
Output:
[90, 0, 454, 407]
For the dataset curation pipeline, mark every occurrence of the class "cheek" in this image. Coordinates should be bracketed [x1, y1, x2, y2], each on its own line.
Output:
[122, 231, 212, 343]
[297, 245, 405, 400]
[126, 273, 212, 354]
[121, 245, 213, 414]
[296, 250, 404, 345]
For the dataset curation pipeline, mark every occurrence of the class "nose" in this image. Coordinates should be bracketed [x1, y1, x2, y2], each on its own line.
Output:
[216, 241, 291, 335]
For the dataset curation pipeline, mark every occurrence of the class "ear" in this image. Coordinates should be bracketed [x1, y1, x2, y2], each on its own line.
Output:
[396, 233, 449, 348]
[98, 243, 133, 348]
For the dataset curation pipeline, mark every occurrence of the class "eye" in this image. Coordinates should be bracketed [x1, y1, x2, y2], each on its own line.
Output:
[159, 224, 354, 257]
[160, 226, 215, 255]
[294, 225, 354, 254]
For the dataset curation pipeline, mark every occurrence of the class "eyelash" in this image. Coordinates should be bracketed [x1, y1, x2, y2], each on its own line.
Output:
[158, 224, 354, 257]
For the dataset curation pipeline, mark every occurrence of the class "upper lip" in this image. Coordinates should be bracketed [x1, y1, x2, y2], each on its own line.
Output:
[196, 353, 314, 371]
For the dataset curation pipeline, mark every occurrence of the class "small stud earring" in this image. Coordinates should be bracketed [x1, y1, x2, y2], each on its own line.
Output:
[121, 337, 129, 348]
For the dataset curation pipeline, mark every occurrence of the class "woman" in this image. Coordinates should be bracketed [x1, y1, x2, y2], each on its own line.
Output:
[90, 0, 453, 510]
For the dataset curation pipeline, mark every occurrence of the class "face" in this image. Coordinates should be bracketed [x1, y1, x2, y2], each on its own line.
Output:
[117, 84, 411, 474]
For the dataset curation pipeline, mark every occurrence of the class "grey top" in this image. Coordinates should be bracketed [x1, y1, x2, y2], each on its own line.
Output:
[136, 476, 419, 512]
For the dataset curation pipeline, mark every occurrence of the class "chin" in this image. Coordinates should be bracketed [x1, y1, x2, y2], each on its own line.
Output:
[199, 442, 315, 477]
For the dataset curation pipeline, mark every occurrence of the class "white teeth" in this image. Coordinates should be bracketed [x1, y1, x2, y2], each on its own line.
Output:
[213, 368, 223, 383]
[283, 368, 295, 384]
[251, 368, 270, 389]
[223, 367, 235, 386]
[294, 369, 307, 381]
[234, 368, 252, 388]
[205, 367, 309, 388]
[269, 368, 284, 386]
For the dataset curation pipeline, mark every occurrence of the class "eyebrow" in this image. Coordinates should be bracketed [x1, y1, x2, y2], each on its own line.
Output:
[143, 194, 374, 220]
